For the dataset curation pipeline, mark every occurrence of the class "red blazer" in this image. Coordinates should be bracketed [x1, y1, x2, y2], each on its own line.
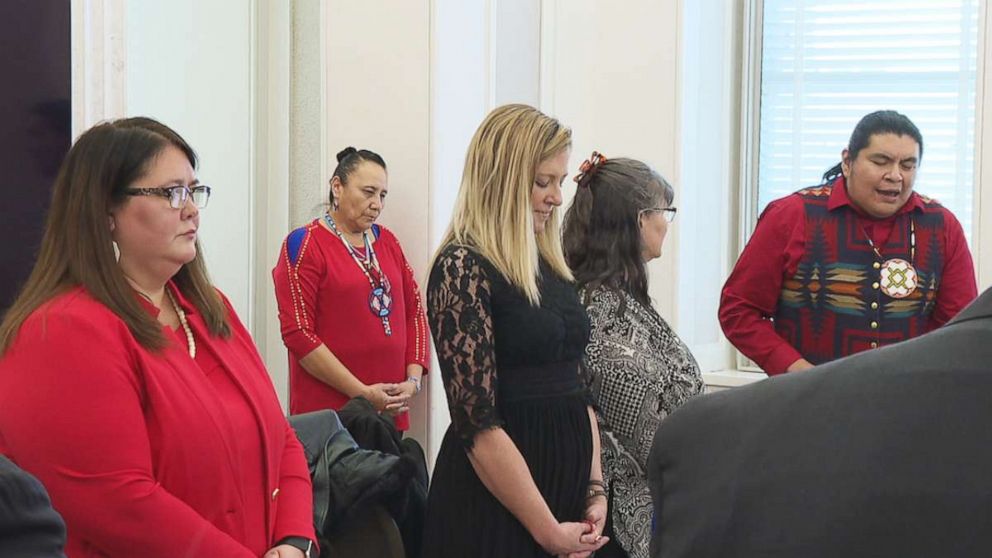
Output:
[0, 285, 314, 557]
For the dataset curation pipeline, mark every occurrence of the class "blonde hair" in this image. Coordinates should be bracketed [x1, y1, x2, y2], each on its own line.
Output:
[437, 104, 573, 304]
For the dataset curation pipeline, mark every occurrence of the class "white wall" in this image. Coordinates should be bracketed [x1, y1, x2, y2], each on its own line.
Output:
[542, 0, 682, 322]
[493, 0, 542, 106]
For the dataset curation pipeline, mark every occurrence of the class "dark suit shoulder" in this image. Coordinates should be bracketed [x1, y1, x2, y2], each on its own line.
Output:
[0, 456, 67, 557]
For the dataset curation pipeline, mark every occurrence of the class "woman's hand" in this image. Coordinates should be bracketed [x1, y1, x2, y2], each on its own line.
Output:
[362, 382, 405, 413]
[584, 493, 607, 540]
[536, 521, 608, 557]
[381, 380, 418, 416]
[263, 544, 305, 558]
[562, 495, 609, 558]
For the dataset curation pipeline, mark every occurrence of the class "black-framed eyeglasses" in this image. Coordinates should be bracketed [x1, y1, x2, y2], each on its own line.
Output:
[126, 185, 211, 209]
[639, 206, 677, 223]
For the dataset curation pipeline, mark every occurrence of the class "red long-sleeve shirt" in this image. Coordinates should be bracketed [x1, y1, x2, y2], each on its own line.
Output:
[719, 180, 977, 374]
[272, 220, 430, 430]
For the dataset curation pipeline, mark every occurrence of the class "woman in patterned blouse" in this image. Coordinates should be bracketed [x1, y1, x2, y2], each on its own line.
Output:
[563, 154, 705, 558]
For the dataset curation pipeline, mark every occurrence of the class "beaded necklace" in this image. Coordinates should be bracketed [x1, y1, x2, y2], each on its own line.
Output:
[323, 213, 393, 336]
[166, 288, 197, 358]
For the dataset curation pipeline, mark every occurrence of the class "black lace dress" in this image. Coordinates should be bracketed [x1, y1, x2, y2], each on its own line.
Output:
[421, 246, 593, 558]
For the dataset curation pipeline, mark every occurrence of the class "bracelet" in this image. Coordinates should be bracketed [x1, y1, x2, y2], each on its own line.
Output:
[586, 489, 608, 500]
[588, 479, 605, 489]
[407, 375, 422, 393]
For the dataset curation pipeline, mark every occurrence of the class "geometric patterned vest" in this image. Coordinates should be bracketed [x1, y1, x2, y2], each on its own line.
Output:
[775, 183, 946, 365]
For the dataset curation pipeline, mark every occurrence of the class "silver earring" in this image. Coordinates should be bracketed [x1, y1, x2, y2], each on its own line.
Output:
[112, 240, 120, 262]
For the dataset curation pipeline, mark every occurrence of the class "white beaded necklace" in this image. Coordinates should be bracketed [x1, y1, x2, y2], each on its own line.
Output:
[166, 288, 196, 358]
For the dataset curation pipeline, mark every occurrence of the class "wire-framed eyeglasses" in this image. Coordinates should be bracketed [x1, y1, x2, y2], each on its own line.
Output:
[638, 206, 677, 223]
[126, 185, 212, 209]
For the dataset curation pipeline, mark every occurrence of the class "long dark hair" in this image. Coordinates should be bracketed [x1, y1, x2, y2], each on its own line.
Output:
[563, 157, 673, 309]
[822, 110, 924, 183]
[0, 117, 230, 354]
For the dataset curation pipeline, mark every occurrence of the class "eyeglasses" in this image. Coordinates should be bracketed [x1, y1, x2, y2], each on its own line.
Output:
[126, 185, 212, 209]
[638, 206, 677, 223]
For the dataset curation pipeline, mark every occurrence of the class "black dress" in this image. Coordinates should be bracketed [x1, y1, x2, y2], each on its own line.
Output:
[421, 246, 593, 558]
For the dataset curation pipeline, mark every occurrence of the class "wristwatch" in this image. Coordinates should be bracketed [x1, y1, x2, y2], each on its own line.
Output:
[407, 375, 422, 393]
[278, 536, 315, 558]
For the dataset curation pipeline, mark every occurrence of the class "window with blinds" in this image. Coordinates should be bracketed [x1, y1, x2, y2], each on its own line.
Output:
[756, 0, 980, 241]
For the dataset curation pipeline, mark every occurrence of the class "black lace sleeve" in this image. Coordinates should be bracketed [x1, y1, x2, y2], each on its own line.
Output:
[427, 246, 502, 449]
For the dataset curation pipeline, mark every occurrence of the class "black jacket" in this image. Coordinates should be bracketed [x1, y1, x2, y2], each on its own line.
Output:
[338, 397, 429, 558]
[0, 455, 67, 558]
[289, 409, 414, 543]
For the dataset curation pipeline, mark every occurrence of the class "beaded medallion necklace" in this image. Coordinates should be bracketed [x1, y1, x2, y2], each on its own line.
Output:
[862, 217, 918, 299]
[323, 213, 393, 336]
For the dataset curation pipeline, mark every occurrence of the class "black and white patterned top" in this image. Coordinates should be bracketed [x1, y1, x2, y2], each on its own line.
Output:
[582, 285, 704, 558]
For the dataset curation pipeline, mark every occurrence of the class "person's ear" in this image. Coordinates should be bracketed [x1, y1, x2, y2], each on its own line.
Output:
[331, 176, 345, 195]
[841, 149, 852, 177]
[330, 176, 344, 209]
[108, 214, 116, 232]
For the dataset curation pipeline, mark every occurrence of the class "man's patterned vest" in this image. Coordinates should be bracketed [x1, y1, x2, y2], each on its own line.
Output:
[775, 184, 945, 365]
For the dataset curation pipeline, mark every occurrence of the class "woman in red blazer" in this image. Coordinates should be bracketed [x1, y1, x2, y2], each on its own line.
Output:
[0, 118, 316, 558]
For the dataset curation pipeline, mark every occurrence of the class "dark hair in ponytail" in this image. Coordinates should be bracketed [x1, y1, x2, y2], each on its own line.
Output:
[330, 147, 387, 203]
[822, 110, 923, 184]
[562, 158, 673, 310]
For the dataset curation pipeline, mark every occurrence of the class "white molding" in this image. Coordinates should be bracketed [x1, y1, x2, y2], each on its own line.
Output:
[670, 0, 684, 331]
[734, 0, 768, 371]
[70, 0, 126, 136]
[246, 0, 260, 329]
[976, 0, 992, 290]
[251, 0, 292, 406]
[319, 0, 328, 202]
[702, 369, 767, 389]
[738, 0, 762, 241]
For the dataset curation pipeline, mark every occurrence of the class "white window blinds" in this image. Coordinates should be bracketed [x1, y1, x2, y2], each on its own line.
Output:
[757, 0, 980, 241]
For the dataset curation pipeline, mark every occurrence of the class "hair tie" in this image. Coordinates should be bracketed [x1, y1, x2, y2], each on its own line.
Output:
[574, 150, 607, 187]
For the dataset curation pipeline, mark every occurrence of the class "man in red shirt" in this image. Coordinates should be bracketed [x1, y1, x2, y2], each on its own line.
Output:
[720, 110, 977, 375]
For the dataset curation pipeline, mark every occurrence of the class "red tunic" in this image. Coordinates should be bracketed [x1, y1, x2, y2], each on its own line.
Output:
[272, 220, 430, 430]
[0, 284, 315, 558]
[720, 178, 977, 374]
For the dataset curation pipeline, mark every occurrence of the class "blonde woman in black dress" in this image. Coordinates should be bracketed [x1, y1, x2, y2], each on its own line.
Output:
[422, 105, 610, 558]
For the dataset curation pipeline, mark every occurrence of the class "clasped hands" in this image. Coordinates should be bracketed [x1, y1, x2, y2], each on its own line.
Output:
[363, 381, 417, 416]
[540, 493, 609, 558]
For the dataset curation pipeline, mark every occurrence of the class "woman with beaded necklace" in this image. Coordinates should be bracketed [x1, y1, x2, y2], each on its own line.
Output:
[0, 117, 316, 557]
[272, 147, 430, 431]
